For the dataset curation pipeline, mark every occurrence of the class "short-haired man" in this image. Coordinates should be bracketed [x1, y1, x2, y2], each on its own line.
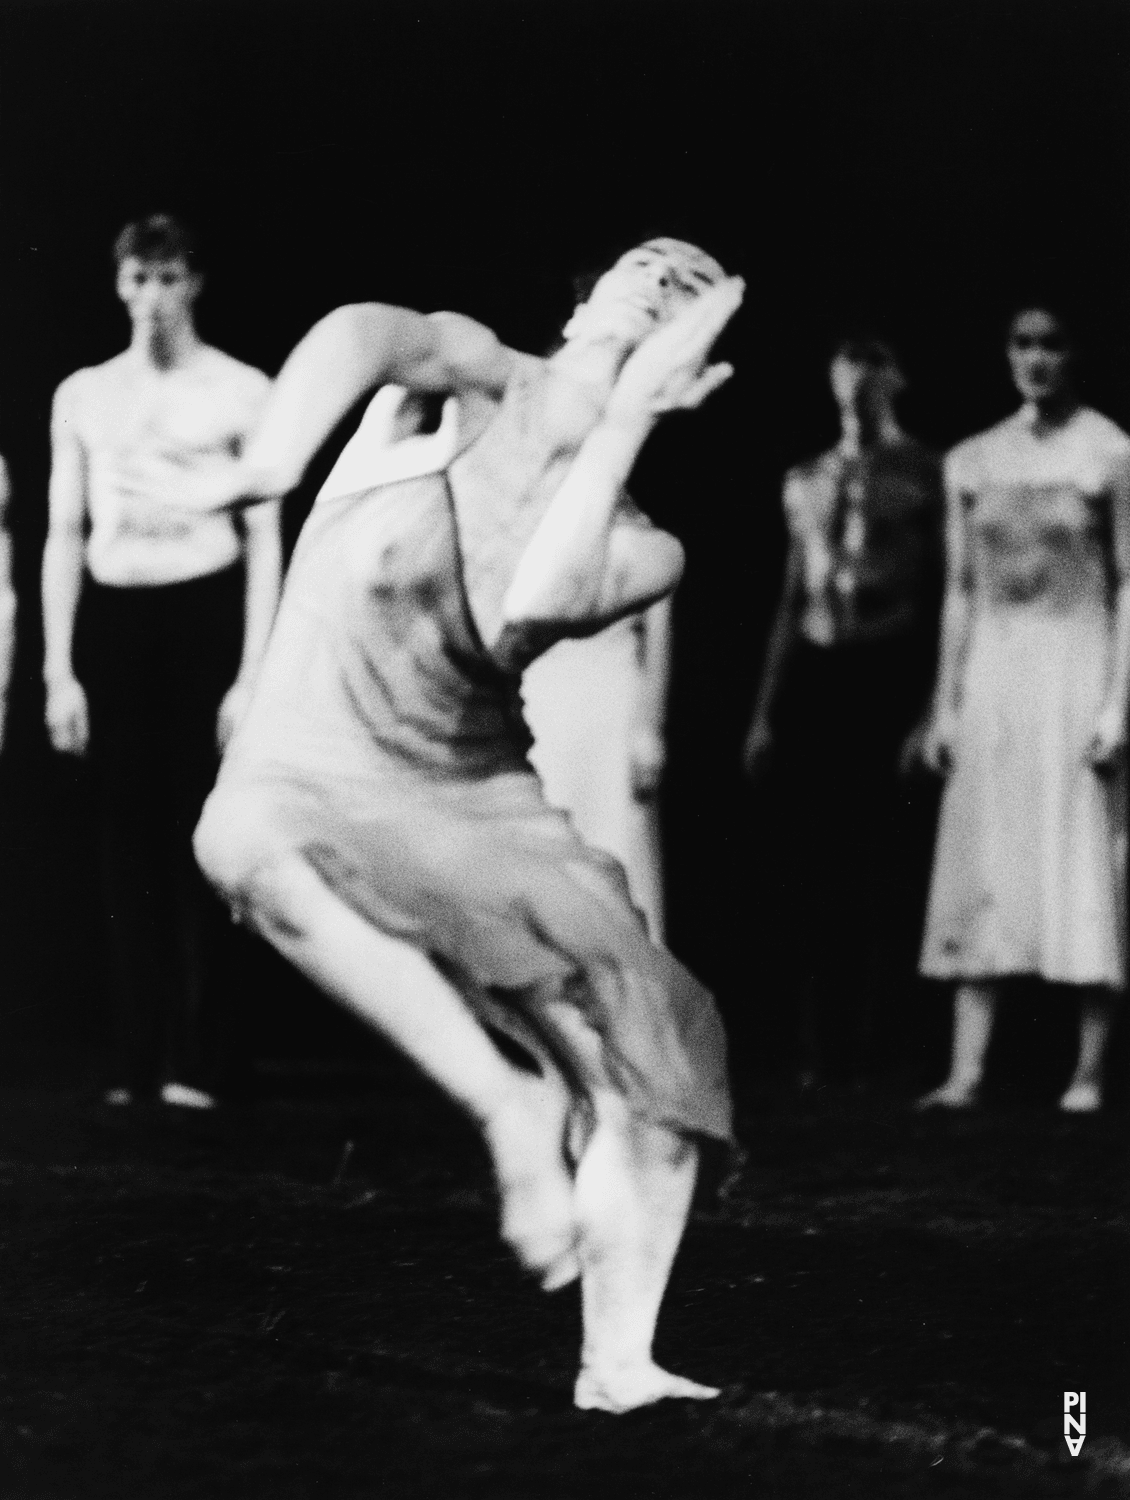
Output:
[42, 214, 282, 1107]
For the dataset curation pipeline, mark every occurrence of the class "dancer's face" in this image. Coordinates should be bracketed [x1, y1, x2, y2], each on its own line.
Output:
[1007, 309, 1073, 404]
[822, 354, 894, 420]
[567, 242, 722, 346]
[116, 255, 201, 331]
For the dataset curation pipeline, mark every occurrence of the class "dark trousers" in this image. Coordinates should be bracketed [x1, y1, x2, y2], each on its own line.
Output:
[770, 633, 935, 1080]
[77, 567, 244, 1095]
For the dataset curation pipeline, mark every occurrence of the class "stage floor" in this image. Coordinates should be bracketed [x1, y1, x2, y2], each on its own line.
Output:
[0, 1062, 1125, 1498]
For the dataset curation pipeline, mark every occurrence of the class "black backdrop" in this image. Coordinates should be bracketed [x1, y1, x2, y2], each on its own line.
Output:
[0, 0, 1127, 1079]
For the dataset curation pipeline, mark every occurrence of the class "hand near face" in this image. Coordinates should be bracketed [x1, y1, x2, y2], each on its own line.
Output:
[605, 278, 744, 428]
[46, 675, 90, 756]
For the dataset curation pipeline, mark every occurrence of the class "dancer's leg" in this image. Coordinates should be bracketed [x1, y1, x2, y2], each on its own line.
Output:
[206, 844, 577, 1276]
[535, 997, 719, 1412]
[1059, 986, 1118, 1112]
[917, 981, 997, 1109]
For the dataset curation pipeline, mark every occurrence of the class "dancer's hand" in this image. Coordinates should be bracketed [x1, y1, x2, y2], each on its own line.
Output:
[605, 278, 744, 428]
[216, 678, 255, 753]
[921, 707, 958, 776]
[1088, 701, 1127, 774]
[45, 673, 89, 756]
[742, 717, 773, 780]
[629, 726, 667, 799]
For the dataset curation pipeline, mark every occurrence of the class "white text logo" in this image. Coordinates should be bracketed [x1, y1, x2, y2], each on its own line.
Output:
[1064, 1392, 1086, 1457]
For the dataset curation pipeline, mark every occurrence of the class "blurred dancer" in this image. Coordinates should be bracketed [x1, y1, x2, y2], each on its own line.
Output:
[522, 598, 672, 942]
[132, 239, 740, 1411]
[42, 215, 281, 1108]
[919, 307, 1129, 1113]
[0, 454, 15, 750]
[744, 338, 942, 1084]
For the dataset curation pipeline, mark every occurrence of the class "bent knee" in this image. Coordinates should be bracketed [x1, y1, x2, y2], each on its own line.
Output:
[194, 790, 305, 934]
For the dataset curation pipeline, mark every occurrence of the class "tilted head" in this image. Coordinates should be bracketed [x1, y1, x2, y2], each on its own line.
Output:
[563, 237, 727, 347]
[113, 214, 202, 329]
[828, 335, 905, 419]
[1006, 306, 1075, 405]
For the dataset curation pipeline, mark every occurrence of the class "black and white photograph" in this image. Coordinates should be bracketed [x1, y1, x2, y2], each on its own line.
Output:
[0, 1, 1126, 1495]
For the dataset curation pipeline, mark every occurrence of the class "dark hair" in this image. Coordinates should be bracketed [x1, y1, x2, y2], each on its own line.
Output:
[828, 331, 902, 375]
[112, 214, 200, 270]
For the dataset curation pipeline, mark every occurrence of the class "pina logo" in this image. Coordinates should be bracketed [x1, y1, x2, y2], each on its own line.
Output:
[1064, 1392, 1086, 1456]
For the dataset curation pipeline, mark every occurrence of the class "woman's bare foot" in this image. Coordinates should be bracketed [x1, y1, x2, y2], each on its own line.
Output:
[574, 1362, 721, 1414]
[1058, 1081, 1102, 1114]
[485, 1080, 579, 1288]
[915, 1079, 979, 1111]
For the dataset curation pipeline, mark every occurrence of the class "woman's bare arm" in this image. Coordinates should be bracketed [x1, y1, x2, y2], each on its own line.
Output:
[500, 278, 742, 648]
[1088, 453, 1130, 768]
[923, 458, 974, 773]
[741, 540, 803, 777]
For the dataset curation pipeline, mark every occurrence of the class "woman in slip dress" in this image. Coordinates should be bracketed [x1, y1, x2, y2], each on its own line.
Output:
[919, 306, 1130, 1113]
[125, 240, 743, 1411]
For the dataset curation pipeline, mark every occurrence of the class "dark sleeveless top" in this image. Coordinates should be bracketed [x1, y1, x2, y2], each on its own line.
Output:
[201, 358, 733, 1143]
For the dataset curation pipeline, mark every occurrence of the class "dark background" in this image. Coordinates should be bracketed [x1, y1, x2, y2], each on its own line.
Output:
[0, 0, 1127, 1084]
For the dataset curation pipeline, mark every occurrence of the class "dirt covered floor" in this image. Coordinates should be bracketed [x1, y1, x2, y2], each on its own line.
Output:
[0, 1059, 1126, 1499]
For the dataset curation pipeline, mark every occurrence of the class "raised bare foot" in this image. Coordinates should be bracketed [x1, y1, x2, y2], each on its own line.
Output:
[486, 1080, 579, 1288]
[1058, 1081, 1101, 1114]
[915, 1079, 978, 1111]
[574, 1362, 721, 1414]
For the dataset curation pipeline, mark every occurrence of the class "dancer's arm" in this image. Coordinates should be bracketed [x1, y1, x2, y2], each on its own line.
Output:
[42, 379, 91, 756]
[121, 307, 515, 513]
[922, 457, 973, 775]
[741, 538, 803, 779]
[1088, 453, 1130, 769]
[0, 458, 15, 752]
[501, 278, 743, 643]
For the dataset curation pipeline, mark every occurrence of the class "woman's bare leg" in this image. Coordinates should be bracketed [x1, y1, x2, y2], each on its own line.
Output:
[535, 997, 719, 1412]
[917, 981, 997, 1109]
[228, 850, 578, 1278]
[1059, 987, 1117, 1112]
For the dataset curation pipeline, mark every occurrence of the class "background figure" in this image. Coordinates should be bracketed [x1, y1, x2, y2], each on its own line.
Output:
[920, 307, 1130, 1113]
[41, 215, 282, 1108]
[522, 597, 672, 942]
[744, 338, 943, 1086]
[0, 455, 15, 753]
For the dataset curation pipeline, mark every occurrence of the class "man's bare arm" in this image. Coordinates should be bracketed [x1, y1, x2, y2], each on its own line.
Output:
[216, 498, 284, 750]
[42, 379, 91, 754]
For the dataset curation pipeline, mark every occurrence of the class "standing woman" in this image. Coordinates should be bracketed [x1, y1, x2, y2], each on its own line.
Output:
[920, 307, 1130, 1112]
[521, 596, 673, 943]
[124, 240, 743, 1411]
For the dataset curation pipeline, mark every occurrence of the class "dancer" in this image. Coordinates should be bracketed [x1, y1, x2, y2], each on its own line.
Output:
[743, 338, 942, 1084]
[521, 599, 672, 942]
[42, 215, 282, 1108]
[919, 306, 1129, 1113]
[129, 239, 742, 1411]
[0, 453, 15, 751]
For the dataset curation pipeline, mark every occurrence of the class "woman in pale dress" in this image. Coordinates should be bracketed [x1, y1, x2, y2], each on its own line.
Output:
[124, 240, 743, 1410]
[919, 307, 1130, 1112]
[521, 597, 672, 942]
